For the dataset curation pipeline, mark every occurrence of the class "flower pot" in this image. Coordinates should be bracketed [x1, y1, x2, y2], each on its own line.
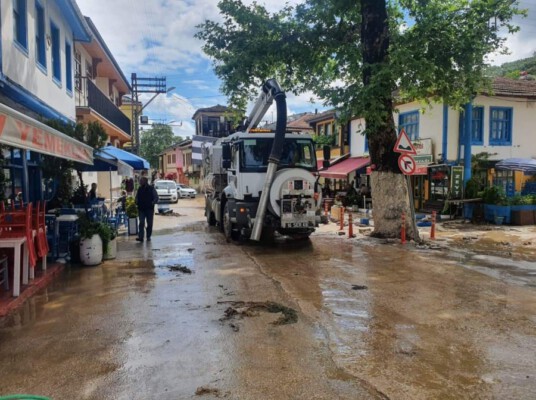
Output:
[79, 234, 103, 266]
[128, 217, 138, 235]
[103, 237, 117, 260]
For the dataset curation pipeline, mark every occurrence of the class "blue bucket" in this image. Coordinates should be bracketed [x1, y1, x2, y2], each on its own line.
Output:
[360, 218, 369, 225]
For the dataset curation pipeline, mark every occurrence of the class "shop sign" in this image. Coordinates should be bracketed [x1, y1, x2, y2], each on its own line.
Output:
[450, 166, 464, 199]
[0, 104, 93, 164]
[412, 138, 432, 155]
[413, 154, 433, 175]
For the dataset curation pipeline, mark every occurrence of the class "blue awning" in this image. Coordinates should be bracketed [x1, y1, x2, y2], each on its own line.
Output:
[97, 145, 150, 170]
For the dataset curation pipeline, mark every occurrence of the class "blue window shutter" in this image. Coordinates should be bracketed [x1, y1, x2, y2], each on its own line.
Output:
[65, 42, 72, 92]
[50, 22, 61, 83]
[460, 107, 484, 145]
[398, 110, 419, 140]
[13, 0, 28, 49]
[489, 107, 513, 146]
[35, 1, 46, 68]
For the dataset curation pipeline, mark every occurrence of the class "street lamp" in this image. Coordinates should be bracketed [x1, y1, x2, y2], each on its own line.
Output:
[133, 86, 176, 154]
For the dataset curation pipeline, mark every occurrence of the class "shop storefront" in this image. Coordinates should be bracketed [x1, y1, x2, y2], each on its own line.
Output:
[0, 103, 93, 202]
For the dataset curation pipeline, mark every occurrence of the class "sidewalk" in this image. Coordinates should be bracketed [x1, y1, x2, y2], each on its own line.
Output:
[0, 263, 64, 317]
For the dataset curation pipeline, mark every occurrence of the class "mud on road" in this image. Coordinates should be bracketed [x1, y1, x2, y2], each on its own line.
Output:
[0, 197, 534, 400]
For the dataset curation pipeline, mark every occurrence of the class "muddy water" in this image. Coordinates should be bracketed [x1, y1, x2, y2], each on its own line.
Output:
[0, 199, 535, 399]
[244, 236, 536, 399]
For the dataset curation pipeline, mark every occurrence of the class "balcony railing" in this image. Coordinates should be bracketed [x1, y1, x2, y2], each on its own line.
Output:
[75, 76, 131, 136]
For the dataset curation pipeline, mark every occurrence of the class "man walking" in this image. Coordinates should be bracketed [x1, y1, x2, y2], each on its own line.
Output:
[135, 177, 159, 242]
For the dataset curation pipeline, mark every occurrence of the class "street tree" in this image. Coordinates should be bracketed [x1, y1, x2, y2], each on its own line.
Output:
[196, 0, 523, 238]
[140, 123, 182, 169]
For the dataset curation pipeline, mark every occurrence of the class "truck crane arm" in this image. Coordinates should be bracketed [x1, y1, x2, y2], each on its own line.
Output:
[245, 79, 281, 132]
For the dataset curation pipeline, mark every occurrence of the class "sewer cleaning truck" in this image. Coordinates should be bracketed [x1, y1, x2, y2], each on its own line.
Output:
[203, 79, 328, 241]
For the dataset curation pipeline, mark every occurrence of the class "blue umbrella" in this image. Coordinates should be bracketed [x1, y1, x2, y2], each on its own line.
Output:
[495, 158, 536, 174]
[97, 145, 150, 170]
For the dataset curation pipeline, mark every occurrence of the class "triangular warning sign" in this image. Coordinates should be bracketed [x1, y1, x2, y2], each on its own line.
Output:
[394, 129, 417, 155]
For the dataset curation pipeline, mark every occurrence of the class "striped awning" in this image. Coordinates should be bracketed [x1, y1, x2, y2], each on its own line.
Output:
[496, 158, 536, 174]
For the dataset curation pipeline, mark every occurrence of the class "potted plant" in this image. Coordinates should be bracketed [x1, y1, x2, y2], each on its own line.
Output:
[482, 186, 511, 224]
[125, 196, 139, 236]
[103, 223, 118, 260]
[78, 214, 113, 266]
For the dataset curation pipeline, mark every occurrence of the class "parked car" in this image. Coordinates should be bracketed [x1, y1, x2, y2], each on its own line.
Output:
[176, 183, 197, 198]
[177, 183, 197, 199]
[154, 180, 178, 203]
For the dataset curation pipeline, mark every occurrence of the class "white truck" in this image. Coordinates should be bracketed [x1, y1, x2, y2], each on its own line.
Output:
[203, 79, 329, 241]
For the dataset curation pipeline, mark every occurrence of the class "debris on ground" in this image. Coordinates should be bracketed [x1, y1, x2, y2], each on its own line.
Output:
[218, 301, 298, 326]
[168, 264, 192, 274]
[195, 387, 221, 396]
[351, 285, 368, 290]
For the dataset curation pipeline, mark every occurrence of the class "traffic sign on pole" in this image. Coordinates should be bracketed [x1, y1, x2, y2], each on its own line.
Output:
[398, 154, 416, 175]
[394, 129, 417, 155]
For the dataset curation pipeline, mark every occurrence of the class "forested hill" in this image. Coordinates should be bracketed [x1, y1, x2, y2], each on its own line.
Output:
[487, 54, 536, 79]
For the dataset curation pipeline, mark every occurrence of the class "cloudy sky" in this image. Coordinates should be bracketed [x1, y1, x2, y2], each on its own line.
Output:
[76, 0, 536, 138]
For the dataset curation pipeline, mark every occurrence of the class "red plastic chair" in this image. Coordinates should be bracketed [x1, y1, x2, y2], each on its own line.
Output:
[0, 203, 37, 269]
[33, 201, 49, 258]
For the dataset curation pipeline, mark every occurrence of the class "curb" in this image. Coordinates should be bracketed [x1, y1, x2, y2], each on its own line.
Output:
[0, 263, 64, 318]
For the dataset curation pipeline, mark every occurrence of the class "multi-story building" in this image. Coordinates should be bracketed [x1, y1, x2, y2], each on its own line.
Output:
[0, 0, 93, 201]
[73, 16, 132, 199]
[158, 138, 194, 186]
[349, 77, 536, 209]
[74, 17, 131, 147]
[192, 105, 236, 138]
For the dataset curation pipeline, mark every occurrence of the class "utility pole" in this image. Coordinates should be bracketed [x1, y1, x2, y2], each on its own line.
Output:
[131, 74, 167, 155]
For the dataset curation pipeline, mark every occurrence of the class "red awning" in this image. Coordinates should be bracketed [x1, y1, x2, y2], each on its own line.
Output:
[319, 157, 370, 179]
[0, 103, 93, 164]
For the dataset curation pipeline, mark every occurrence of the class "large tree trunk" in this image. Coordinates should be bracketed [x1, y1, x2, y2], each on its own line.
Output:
[370, 171, 417, 240]
[361, 0, 416, 239]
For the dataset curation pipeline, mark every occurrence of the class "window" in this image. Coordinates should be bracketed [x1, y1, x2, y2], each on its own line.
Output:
[398, 111, 419, 140]
[13, 0, 28, 50]
[74, 51, 82, 91]
[167, 155, 171, 164]
[65, 42, 72, 92]
[489, 107, 513, 145]
[364, 138, 369, 153]
[50, 22, 61, 83]
[35, 1, 45, 68]
[172, 154, 176, 163]
[459, 106, 484, 145]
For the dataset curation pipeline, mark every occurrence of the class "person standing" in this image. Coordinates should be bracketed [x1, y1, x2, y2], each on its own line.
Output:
[135, 177, 159, 242]
[88, 183, 98, 201]
[125, 177, 134, 195]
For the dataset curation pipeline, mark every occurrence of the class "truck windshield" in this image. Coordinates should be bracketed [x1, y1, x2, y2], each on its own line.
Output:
[240, 138, 316, 172]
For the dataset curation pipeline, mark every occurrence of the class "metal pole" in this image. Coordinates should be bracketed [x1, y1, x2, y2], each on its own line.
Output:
[406, 174, 420, 242]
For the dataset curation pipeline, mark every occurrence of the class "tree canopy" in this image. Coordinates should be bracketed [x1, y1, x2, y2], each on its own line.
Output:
[140, 124, 182, 169]
[196, 0, 524, 148]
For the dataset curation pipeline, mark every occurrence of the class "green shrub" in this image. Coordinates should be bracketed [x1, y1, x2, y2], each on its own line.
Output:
[77, 213, 113, 255]
[125, 196, 138, 218]
[465, 178, 480, 199]
[482, 186, 507, 205]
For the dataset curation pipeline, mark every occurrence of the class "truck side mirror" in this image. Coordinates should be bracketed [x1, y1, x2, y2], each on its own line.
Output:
[322, 145, 331, 169]
[222, 142, 231, 169]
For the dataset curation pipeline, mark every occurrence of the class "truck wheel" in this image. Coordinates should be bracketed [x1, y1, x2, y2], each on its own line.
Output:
[206, 210, 216, 226]
[223, 203, 241, 241]
[223, 203, 233, 240]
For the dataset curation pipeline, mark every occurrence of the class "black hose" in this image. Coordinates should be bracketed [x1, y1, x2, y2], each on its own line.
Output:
[263, 79, 287, 164]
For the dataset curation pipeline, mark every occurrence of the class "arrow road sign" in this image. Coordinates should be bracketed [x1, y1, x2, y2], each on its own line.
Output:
[398, 154, 416, 175]
[394, 129, 417, 155]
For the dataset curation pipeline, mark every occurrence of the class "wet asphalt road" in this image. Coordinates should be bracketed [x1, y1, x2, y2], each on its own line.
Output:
[0, 199, 535, 399]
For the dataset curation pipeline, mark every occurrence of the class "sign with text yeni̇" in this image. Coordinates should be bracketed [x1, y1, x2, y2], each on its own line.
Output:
[394, 129, 417, 175]
[450, 166, 464, 199]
